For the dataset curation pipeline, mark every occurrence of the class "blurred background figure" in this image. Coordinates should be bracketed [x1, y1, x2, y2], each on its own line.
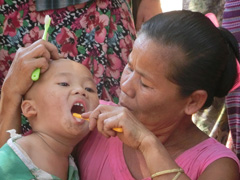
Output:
[222, 0, 240, 159]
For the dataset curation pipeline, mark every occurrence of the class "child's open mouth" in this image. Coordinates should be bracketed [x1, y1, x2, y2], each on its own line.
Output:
[71, 102, 87, 123]
[71, 102, 85, 115]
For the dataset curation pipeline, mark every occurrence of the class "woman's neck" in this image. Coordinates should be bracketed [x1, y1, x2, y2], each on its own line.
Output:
[163, 121, 209, 158]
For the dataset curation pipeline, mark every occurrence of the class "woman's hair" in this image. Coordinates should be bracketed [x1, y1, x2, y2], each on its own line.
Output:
[139, 10, 239, 109]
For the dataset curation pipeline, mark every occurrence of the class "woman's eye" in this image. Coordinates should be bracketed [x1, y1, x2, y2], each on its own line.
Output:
[85, 87, 95, 93]
[127, 66, 133, 72]
[140, 80, 149, 88]
[58, 82, 69, 86]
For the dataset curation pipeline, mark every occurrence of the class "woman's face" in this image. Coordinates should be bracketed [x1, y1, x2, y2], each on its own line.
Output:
[119, 34, 189, 130]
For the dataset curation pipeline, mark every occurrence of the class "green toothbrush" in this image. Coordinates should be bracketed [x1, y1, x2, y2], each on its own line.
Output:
[31, 15, 52, 81]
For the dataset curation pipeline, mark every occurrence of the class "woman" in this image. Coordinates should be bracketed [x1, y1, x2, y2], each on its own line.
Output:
[0, 11, 240, 179]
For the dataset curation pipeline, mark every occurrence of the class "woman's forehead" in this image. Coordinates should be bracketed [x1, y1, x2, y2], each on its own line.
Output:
[131, 36, 186, 83]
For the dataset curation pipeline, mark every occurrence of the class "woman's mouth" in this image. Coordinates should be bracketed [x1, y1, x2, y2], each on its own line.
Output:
[119, 101, 132, 111]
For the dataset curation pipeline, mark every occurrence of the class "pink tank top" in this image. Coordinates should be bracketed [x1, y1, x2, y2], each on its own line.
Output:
[76, 100, 240, 180]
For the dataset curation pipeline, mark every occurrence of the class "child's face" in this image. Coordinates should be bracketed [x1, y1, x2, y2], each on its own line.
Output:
[22, 59, 99, 141]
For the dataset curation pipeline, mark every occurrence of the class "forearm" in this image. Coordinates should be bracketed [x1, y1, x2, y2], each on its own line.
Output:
[0, 90, 22, 147]
[139, 136, 190, 180]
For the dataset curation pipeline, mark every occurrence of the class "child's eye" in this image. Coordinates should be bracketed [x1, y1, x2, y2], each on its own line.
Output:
[58, 82, 69, 86]
[85, 87, 95, 93]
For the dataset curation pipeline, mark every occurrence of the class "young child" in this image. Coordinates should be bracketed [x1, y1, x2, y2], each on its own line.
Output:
[0, 59, 99, 180]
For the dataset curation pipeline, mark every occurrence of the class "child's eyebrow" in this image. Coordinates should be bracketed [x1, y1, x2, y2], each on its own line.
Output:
[56, 72, 74, 77]
[55, 72, 96, 84]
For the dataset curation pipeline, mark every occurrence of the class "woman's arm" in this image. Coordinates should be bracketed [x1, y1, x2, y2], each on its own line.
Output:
[0, 88, 22, 146]
[0, 40, 60, 147]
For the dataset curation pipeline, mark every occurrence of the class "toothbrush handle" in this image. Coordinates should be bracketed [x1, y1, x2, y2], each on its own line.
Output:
[112, 128, 123, 133]
[31, 23, 47, 81]
[72, 113, 123, 132]
[42, 30, 48, 41]
[31, 68, 40, 81]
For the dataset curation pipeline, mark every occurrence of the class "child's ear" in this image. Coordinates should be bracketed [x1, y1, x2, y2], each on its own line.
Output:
[184, 90, 207, 115]
[21, 100, 37, 118]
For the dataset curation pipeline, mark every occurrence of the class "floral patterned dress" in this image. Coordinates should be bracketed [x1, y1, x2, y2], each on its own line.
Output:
[0, 0, 136, 103]
[0, 0, 136, 134]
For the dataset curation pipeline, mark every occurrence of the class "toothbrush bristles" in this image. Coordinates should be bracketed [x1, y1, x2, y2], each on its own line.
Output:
[45, 15, 50, 24]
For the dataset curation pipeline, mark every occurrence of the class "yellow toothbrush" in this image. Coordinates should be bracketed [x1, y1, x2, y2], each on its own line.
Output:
[73, 113, 123, 133]
[31, 15, 52, 81]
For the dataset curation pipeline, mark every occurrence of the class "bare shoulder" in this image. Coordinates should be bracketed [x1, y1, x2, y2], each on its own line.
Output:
[198, 157, 239, 180]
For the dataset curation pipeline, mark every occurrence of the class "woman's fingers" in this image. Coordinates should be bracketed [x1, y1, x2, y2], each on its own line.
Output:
[89, 105, 125, 135]
[88, 105, 117, 133]
[25, 39, 60, 60]
[3, 40, 60, 96]
[89, 104, 153, 149]
[88, 108, 100, 131]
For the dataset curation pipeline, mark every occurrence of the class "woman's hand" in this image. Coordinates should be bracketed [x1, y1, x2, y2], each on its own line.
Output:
[2, 39, 60, 97]
[87, 104, 155, 150]
[136, 0, 162, 31]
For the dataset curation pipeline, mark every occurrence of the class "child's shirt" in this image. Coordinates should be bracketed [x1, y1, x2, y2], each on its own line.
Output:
[0, 136, 79, 180]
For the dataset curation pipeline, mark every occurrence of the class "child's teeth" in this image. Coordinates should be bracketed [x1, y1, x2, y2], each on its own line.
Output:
[76, 118, 82, 122]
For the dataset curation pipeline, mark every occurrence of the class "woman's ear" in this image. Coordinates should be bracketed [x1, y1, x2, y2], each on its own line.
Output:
[21, 100, 37, 118]
[184, 90, 207, 115]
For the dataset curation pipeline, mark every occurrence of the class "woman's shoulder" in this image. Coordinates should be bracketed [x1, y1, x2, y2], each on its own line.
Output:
[176, 138, 239, 179]
[177, 138, 238, 163]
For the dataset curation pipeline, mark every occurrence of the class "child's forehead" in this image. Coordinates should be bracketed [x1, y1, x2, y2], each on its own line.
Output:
[44, 59, 94, 81]
[50, 59, 91, 74]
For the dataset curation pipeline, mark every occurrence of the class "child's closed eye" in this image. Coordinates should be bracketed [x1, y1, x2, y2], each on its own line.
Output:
[140, 80, 149, 88]
[85, 87, 95, 93]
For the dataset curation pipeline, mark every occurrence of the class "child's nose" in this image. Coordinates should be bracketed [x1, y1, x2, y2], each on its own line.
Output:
[71, 87, 87, 97]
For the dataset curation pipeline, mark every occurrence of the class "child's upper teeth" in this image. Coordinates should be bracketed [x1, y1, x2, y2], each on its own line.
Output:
[75, 103, 83, 106]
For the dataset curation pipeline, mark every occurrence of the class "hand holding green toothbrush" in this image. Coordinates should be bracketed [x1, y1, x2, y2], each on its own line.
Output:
[31, 15, 52, 81]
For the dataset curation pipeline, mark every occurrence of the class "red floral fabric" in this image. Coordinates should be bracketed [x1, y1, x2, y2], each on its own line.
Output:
[0, 0, 136, 104]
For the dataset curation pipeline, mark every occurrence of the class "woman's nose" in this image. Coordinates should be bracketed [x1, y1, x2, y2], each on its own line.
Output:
[120, 72, 136, 98]
[71, 87, 87, 97]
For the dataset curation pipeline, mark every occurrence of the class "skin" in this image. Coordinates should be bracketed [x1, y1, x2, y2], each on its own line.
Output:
[16, 59, 99, 179]
[136, 0, 162, 31]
